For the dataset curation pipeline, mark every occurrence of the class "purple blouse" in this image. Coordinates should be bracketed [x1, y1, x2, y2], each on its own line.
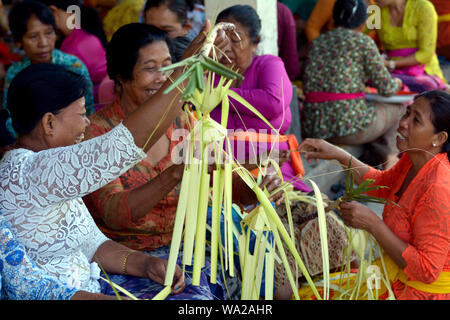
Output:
[60, 28, 107, 87]
[211, 54, 293, 134]
[210, 55, 311, 192]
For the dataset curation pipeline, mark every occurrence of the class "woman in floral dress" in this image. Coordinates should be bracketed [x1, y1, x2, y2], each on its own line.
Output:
[302, 0, 403, 166]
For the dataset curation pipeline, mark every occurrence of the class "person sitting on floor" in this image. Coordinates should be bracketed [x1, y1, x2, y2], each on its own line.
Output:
[0, 212, 118, 300]
[375, 0, 448, 93]
[302, 0, 404, 168]
[3, 0, 95, 114]
[0, 20, 230, 299]
[298, 89, 450, 300]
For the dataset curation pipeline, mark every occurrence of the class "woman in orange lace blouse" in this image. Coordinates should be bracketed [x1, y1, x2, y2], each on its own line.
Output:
[299, 90, 450, 299]
[82, 24, 183, 251]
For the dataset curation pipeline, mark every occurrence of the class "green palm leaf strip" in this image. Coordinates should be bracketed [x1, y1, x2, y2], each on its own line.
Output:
[157, 21, 324, 300]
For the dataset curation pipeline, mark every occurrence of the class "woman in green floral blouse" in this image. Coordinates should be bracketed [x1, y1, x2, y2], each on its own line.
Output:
[302, 0, 403, 166]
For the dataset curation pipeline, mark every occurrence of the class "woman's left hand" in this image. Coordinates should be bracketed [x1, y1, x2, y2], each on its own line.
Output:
[338, 201, 381, 232]
[144, 256, 186, 295]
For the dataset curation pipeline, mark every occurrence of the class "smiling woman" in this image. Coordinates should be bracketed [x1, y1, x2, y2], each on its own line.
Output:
[298, 90, 450, 300]
[84, 23, 180, 249]
[82, 23, 235, 300]
[0, 20, 234, 299]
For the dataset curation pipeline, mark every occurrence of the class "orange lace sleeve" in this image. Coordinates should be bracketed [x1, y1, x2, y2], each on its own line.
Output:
[402, 183, 450, 283]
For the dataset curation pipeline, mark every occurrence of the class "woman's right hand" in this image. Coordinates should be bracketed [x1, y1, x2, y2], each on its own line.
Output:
[299, 138, 369, 184]
[298, 138, 347, 163]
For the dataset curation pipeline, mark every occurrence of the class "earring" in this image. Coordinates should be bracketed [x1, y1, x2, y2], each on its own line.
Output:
[433, 143, 437, 147]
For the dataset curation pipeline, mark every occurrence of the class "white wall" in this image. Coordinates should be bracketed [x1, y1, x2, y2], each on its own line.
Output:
[204, 0, 278, 56]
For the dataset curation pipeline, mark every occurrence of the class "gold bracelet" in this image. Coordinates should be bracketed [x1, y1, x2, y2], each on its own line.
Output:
[121, 250, 135, 275]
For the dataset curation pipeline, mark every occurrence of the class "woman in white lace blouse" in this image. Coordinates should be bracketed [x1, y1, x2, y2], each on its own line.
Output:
[0, 62, 186, 297]
[0, 20, 227, 298]
[0, 213, 118, 300]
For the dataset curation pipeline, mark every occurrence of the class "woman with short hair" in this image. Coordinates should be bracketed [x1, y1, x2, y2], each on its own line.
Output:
[302, 0, 404, 167]
[3, 0, 95, 114]
[0, 21, 228, 299]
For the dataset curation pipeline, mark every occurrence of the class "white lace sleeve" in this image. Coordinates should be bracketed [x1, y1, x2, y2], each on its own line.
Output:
[0, 122, 146, 292]
[0, 217, 78, 300]
[5, 122, 146, 205]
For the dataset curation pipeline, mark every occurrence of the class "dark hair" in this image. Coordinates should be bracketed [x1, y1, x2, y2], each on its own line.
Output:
[217, 5, 261, 44]
[415, 90, 450, 160]
[38, 0, 108, 49]
[144, 0, 188, 26]
[6, 63, 88, 136]
[171, 36, 191, 62]
[333, 0, 368, 29]
[9, 0, 56, 42]
[106, 23, 173, 85]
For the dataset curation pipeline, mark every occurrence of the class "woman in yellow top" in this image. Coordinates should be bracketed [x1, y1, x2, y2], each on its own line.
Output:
[375, 0, 448, 93]
[103, 0, 146, 41]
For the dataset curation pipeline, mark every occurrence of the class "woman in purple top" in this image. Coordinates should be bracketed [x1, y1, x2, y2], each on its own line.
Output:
[210, 5, 292, 134]
[209, 5, 311, 193]
[44, 0, 108, 102]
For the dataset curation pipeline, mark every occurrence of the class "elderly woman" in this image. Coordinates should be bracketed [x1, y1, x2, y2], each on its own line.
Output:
[98, 0, 193, 105]
[299, 90, 450, 300]
[302, 0, 403, 168]
[0, 19, 229, 299]
[376, 0, 448, 93]
[84, 22, 285, 300]
[208, 5, 309, 191]
[2, 0, 94, 114]
[84, 24, 186, 253]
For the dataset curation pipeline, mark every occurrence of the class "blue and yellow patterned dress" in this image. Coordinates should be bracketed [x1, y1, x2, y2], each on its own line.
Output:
[0, 215, 78, 300]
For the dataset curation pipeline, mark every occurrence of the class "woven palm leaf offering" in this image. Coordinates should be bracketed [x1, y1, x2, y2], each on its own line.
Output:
[292, 158, 398, 300]
[149, 21, 335, 300]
